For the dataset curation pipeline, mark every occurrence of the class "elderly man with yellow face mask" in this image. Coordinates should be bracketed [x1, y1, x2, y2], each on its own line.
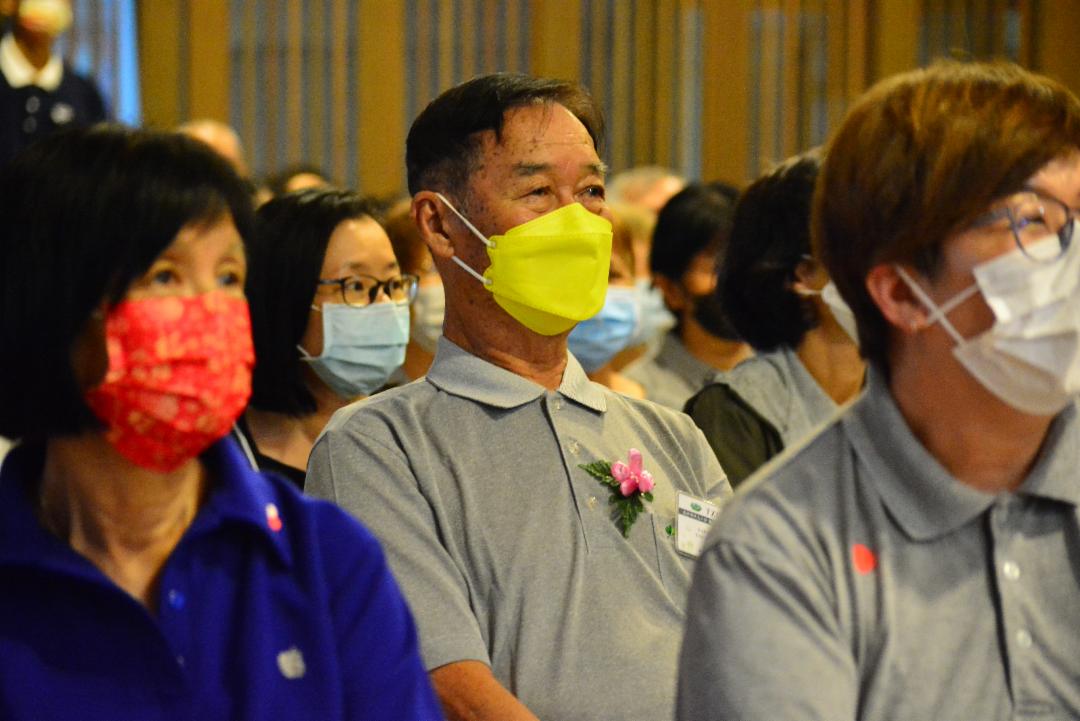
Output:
[306, 73, 730, 721]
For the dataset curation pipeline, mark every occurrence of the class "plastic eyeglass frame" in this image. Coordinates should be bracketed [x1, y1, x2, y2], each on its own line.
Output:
[971, 189, 1079, 263]
[316, 273, 420, 307]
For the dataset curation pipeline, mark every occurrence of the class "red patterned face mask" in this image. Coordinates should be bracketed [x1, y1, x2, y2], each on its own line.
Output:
[84, 292, 254, 472]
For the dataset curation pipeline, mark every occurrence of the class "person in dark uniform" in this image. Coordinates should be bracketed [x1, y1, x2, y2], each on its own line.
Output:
[0, 0, 105, 166]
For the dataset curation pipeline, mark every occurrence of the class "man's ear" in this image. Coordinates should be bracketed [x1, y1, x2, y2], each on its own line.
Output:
[791, 256, 826, 294]
[412, 191, 455, 260]
[865, 263, 930, 334]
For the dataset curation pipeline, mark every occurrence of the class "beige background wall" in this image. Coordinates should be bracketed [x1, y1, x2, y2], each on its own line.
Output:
[139, 0, 1080, 197]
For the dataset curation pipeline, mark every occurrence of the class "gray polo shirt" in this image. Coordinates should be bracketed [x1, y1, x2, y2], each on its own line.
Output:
[721, 345, 835, 446]
[625, 331, 720, 411]
[677, 367, 1080, 721]
[308, 338, 730, 721]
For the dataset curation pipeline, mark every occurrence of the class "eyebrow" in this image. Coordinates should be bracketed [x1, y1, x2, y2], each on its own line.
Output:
[511, 161, 608, 178]
[344, 260, 401, 273]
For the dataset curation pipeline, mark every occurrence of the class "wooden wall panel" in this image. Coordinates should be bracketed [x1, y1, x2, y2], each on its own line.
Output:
[136, 0, 1080, 196]
[138, 0, 182, 129]
[358, 0, 407, 196]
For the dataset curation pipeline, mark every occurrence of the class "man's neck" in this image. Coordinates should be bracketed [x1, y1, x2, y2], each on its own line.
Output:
[12, 27, 53, 71]
[39, 433, 207, 607]
[679, 314, 753, 371]
[796, 323, 865, 404]
[890, 344, 1053, 493]
[443, 308, 567, 390]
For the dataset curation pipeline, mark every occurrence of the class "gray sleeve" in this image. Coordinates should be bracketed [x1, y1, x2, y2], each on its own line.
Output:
[306, 426, 491, 671]
[676, 540, 857, 721]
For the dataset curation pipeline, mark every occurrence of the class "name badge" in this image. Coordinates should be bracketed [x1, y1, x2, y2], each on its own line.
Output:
[676, 491, 720, 559]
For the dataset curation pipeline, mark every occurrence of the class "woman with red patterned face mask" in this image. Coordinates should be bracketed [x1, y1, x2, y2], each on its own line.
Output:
[0, 127, 442, 720]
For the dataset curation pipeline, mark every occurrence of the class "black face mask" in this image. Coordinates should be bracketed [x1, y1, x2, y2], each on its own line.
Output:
[690, 290, 742, 341]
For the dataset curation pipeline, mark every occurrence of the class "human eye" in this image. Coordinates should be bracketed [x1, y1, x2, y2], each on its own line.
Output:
[582, 184, 606, 200]
[147, 265, 179, 287]
[524, 185, 552, 198]
[218, 269, 244, 288]
[345, 276, 370, 293]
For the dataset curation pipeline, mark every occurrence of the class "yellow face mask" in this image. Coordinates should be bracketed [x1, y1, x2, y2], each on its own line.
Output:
[437, 194, 613, 336]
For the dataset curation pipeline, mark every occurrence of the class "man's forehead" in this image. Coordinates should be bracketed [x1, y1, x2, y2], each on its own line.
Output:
[479, 103, 598, 160]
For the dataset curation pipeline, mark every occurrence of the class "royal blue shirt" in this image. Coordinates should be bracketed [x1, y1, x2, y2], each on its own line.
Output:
[0, 437, 444, 721]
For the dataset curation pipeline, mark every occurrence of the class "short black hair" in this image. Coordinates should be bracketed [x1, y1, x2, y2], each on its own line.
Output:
[406, 72, 604, 196]
[719, 152, 822, 351]
[246, 189, 377, 415]
[649, 181, 738, 281]
[0, 125, 254, 439]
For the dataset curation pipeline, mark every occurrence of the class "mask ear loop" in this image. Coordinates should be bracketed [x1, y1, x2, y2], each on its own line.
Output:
[894, 266, 979, 344]
[434, 192, 496, 287]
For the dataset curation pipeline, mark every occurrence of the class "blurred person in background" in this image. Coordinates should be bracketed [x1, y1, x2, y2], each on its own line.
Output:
[607, 164, 685, 215]
[568, 208, 645, 397]
[383, 196, 442, 384]
[0, 126, 441, 720]
[239, 189, 414, 488]
[684, 152, 864, 486]
[0, 0, 105, 166]
[625, 182, 751, 410]
[265, 162, 333, 197]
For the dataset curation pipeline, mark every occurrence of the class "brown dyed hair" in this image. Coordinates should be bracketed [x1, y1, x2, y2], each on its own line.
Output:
[813, 60, 1080, 370]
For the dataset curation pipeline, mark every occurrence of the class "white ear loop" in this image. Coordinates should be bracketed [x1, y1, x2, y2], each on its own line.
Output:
[434, 192, 495, 287]
[895, 266, 980, 343]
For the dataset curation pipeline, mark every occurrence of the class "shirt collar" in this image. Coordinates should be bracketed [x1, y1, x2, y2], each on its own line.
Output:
[426, 336, 607, 412]
[845, 367, 1080, 541]
[0, 437, 293, 573]
[658, 331, 719, 385]
[0, 33, 63, 91]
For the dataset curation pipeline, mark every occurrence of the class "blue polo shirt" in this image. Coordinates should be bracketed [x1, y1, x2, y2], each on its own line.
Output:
[0, 437, 443, 721]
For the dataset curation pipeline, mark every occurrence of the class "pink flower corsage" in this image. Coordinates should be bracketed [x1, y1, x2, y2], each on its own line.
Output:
[579, 448, 656, 537]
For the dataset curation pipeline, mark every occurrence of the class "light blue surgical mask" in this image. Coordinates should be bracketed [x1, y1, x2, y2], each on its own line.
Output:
[568, 286, 641, 372]
[630, 278, 676, 347]
[299, 301, 410, 398]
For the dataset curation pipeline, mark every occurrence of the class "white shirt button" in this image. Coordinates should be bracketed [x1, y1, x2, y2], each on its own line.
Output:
[1002, 561, 1020, 581]
[176, 654, 186, 667]
[568, 440, 580, 455]
[22, 116, 36, 133]
[25, 96, 40, 113]
[1016, 629, 1033, 648]
[554, 398, 563, 411]
[587, 495, 598, 510]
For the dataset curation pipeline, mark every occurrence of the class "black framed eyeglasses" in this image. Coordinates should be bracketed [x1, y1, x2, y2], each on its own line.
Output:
[972, 190, 1079, 262]
[317, 273, 419, 307]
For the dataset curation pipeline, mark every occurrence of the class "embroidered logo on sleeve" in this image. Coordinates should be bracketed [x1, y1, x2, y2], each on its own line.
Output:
[266, 503, 283, 532]
[852, 543, 877, 574]
[277, 647, 306, 679]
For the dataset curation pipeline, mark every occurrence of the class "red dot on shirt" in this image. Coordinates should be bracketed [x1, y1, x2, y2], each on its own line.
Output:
[852, 543, 877, 574]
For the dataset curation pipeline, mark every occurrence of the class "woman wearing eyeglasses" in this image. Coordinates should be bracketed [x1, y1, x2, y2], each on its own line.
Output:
[679, 61, 1080, 720]
[241, 189, 417, 488]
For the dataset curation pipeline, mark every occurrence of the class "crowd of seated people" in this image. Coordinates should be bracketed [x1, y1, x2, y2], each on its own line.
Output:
[2, 52, 1080, 721]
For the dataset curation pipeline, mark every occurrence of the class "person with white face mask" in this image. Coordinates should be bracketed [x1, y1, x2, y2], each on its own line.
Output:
[240, 189, 413, 488]
[684, 152, 865, 486]
[679, 61, 1080, 721]
[623, 182, 752, 410]
[383, 197, 445, 385]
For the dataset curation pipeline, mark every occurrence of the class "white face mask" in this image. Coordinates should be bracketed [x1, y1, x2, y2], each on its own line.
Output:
[896, 225, 1080, 415]
[411, 284, 445, 353]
